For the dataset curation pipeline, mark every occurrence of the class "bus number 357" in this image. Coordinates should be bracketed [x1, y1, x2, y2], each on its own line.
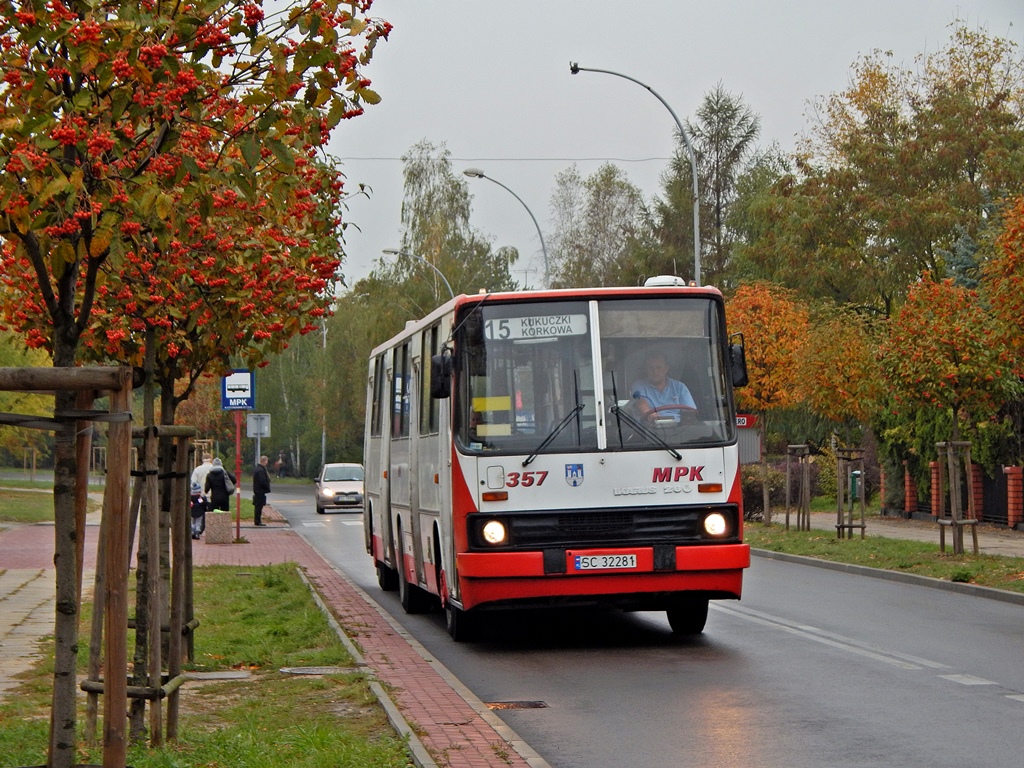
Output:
[505, 471, 548, 488]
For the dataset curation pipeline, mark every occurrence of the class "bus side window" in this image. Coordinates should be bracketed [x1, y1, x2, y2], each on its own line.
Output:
[391, 343, 411, 438]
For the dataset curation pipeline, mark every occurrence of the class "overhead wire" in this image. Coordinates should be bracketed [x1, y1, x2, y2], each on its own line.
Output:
[335, 156, 674, 163]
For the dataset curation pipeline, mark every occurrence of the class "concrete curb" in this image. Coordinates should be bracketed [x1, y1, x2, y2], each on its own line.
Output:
[751, 548, 1024, 606]
[301, 562, 554, 768]
[297, 568, 438, 768]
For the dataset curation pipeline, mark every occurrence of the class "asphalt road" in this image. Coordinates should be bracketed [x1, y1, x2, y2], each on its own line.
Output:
[273, 486, 1024, 768]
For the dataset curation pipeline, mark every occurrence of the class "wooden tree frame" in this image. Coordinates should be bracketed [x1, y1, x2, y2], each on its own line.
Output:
[0, 367, 197, 766]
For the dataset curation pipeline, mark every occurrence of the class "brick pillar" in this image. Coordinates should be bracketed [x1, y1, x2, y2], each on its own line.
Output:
[1004, 466, 1023, 529]
[904, 461, 917, 518]
[970, 463, 984, 521]
[930, 461, 942, 520]
[879, 467, 887, 513]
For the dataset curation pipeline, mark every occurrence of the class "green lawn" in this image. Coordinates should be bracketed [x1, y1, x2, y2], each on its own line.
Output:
[0, 487, 80, 523]
[0, 563, 411, 767]
[745, 522, 1024, 595]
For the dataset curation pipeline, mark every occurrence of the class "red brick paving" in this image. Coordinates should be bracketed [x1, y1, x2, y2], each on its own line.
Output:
[0, 509, 534, 768]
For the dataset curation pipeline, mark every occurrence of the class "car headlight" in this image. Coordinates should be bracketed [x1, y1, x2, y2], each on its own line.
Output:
[703, 512, 728, 537]
[322, 489, 335, 498]
[481, 520, 508, 545]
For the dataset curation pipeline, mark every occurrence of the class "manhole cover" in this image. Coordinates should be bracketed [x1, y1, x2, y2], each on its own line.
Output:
[485, 700, 548, 710]
[279, 666, 358, 676]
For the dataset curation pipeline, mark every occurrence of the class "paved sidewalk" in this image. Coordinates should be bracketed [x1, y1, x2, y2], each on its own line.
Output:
[801, 510, 1024, 558]
[0, 508, 544, 768]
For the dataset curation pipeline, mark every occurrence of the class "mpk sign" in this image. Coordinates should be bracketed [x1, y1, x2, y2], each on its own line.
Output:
[222, 370, 255, 410]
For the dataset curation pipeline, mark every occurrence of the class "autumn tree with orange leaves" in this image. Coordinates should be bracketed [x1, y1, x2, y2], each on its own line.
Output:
[726, 282, 809, 520]
[797, 307, 882, 431]
[986, 196, 1024, 378]
[0, 2, 390, 764]
[878, 276, 1017, 445]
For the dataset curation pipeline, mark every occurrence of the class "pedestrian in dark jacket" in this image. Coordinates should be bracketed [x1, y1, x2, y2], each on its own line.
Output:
[252, 455, 272, 526]
[190, 482, 208, 539]
[204, 458, 236, 511]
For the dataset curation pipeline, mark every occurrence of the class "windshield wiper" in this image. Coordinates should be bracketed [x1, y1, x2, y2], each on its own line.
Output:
[609, 402, 682, 461]
[522, 403, 585, 467]
[608, 372, 681, 460]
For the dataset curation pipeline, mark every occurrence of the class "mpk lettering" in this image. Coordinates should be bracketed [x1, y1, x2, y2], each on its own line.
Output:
[653, 466, 705, 483]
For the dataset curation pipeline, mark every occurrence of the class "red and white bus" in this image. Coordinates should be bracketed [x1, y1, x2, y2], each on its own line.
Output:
[363, 277, 750, 640]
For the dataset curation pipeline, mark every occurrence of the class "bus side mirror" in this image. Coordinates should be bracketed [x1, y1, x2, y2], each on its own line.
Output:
[430, 353, 452, 399]
[729, 334, 748, 388]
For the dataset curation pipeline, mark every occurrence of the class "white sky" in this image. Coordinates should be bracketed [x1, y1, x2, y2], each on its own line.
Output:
[329, 0, 1022, 290]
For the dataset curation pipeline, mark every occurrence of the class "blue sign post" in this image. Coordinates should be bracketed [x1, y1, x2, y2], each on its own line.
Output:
[221, 370, 255, 410]
[221, 369, 254, 539]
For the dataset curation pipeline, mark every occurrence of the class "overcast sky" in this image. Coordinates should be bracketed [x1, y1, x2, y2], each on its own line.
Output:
[329, 1, 1022, 289]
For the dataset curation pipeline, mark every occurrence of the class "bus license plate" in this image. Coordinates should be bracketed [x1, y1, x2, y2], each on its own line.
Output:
[573, 554, 638, 571]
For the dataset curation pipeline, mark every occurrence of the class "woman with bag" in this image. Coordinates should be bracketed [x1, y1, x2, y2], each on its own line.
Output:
[204, 457, 236, 512]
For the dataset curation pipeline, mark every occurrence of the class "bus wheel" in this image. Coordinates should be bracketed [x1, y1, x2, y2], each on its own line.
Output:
[395, 532, 432, 618]
[376, 561, 398, 591]
[666, 598, 709, 635]
[445, 601, 475, 642]
[397, 557, 430, 614]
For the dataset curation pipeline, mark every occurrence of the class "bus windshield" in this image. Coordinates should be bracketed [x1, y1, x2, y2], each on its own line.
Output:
[454, 295, 734, 455]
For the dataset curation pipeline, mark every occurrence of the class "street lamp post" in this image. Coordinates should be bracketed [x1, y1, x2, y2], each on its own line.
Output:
[569, 62, 701, 286]
[320, 319, 327, 469]
[462, 168, 550, 288]
[382, 249, 455, 300]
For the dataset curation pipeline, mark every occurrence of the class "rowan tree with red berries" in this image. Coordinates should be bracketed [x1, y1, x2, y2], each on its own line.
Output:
[0, 2, 390, 764]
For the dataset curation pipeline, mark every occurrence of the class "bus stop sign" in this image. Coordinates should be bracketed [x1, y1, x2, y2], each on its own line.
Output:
[222, 370, 255, 410]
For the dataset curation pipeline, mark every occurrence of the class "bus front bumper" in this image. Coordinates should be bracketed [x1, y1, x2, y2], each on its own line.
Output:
[455, 543, 750, 611]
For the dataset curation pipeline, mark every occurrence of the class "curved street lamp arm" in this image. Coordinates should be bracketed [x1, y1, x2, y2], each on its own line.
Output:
[382, 249, 455, 300]
[464, 169, 550, 288]
[479, 175, 549, 287]
[569, 63, 701, 286]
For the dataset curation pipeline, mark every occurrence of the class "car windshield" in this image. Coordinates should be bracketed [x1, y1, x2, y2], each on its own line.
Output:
[454, 300, 597, 454]
[599, 297, 734, 448]
[453, 295, 734, 456]
[323, 466, 363, 482]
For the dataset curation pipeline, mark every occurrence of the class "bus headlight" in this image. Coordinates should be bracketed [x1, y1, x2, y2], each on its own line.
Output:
[703, 512, 728, 537]
[481, 520, 508, 545]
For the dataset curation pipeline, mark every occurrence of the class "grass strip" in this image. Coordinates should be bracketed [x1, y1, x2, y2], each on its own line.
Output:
[745, 523, 1024, 595]
[0, 563, 412, 767]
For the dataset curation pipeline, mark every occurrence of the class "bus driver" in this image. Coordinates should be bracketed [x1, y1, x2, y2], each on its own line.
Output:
[631, 351, 697, 422]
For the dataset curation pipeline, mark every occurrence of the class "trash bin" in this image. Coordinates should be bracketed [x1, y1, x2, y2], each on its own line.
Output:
[850, 470, 862, 497]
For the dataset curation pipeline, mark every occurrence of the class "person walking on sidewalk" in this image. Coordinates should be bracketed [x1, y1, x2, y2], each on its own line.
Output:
[190, 453, 214, 502]
[190, 482, 208, 539]
[253, 455, 272, 527]
[204, 458, 236, 512]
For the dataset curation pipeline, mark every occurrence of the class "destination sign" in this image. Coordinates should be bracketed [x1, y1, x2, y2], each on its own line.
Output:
[484, 314, 587, 340]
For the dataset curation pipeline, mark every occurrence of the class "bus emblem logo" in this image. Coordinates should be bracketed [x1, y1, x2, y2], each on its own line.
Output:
[565, 464, 584, 487]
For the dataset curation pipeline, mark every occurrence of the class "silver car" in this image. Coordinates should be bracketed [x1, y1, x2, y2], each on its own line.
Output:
[315, 463, 365, 514]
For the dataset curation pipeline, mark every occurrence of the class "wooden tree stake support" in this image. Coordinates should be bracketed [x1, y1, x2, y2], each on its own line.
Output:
[935, 441, 979, 556]
[785, 445, 812, 531]
[836, 447, 866, 539]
